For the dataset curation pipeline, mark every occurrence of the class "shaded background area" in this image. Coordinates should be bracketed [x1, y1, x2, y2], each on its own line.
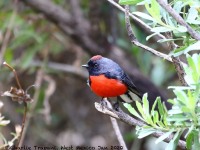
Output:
[0, 0, 179, 149]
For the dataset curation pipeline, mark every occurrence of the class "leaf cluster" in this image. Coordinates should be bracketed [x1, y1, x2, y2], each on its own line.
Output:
[125, 54, 200, 149]
[119, 0, 200, 56]
[119, 0, 200, 149]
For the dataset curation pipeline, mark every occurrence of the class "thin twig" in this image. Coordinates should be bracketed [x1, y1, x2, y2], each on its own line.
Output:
[104, 98, 128, 150]
[123, 4, 187, 85]
[171, 57, 187, 86]
[19, 70, 44, 145]
[17, 102, 28, 147]
[40, 75, 56, 125]
[156, 0, 200, 41]
[3, 62, 22, 89]
[95, 102, 186, 149]
[165, 33, 188, 86]
[107, 0, 167, 40]
[124, 5, 172, 62]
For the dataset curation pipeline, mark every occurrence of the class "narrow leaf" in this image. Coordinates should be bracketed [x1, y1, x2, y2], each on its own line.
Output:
[124, 103, 144, 120]
[186, 131, 194, 150]
[166, 130, 182, 150]
[119, 0, 143, 5]
[133, 12, 155, 21]
[155, 130, 174, 144]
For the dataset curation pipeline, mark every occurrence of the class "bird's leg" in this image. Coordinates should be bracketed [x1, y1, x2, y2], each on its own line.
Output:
[113, 99, 120, 111]
[100, 97, 107, 110]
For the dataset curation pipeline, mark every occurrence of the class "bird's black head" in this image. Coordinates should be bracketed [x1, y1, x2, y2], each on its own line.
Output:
[82, 55, 121, 76]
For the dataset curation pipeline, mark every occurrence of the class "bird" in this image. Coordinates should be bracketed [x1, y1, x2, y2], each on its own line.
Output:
[82, 55, 142, 108]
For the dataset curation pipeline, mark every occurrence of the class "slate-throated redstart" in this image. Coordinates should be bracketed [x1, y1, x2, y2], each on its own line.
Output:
[82, 55, 142, 105]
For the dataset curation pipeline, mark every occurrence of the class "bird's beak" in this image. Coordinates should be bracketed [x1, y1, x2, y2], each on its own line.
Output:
[82, 64, 89, 68]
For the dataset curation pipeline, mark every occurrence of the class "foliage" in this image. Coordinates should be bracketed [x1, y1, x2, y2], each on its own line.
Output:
[0, 101, 20, 148]
[119, 0, 200, 56]
[125, 54, 200, 149]
[0, 1, 65, 70]
[120, 0, 200, 149]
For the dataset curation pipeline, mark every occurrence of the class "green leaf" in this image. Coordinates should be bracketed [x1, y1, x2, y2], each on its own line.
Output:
[152, 110, 159, 124]
[142, 93, 153, 124]
[173, 90, 188, 105]
[187, 90, 196, 111]
[157, 38, 183, 43]
[151, 97, 159, 116]
[173, 1, 184, 14]
[166, 130, 182, 150]
[119, 0, 143, 5]
[186, 7, 199, 24]
[133, 11, 155, 21]
[168, 109, 183, 115]
[155, 130, 174, 144]
[136, 101, 145, 119]
[151, 26, 173, 33]
[193, 130, 200, 149]
[142, 93, 149, 116]
[185, 125, 194, 138]
[187, 54, 199, 82]
[176, 25, 187, 33]
[146, 32, 158, 41]
[167, 114, 190, 122]
[124, 103, 144, 121]
[145, 0, 164, 25]
[167, 99, 175, 105]
[171, 45, 188, 57]
[184, 41, 200, 54]
[136, 126, 156, 138]
[186, 131, 194, 150]
[157, 99, 164, 116]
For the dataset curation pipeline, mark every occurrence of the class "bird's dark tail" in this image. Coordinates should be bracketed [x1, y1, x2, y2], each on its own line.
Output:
[120, 89, 142, 103]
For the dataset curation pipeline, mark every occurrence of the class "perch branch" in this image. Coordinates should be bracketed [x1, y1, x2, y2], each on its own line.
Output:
[124, 5, 172, 62]
[95, 102, 186, 149]
[156, 0, 200, 41]
[104, 98, 128, 150]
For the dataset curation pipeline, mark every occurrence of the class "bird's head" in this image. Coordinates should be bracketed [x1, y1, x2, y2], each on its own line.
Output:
[82, 55, 118, 76]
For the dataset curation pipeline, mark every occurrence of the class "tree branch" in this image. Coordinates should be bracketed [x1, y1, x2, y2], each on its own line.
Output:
[171, 57, 188, 86]
[156, 0, 200, 41]
[107, 0, 167, 40]
[21, 0, 104, 55]
[31, 60, 87, 79]
[104, 98, 128, 150]
[124, 5, 187, 86]
[95, 102, 186, 149]
[124, 5, 172, 62]
[124, 5, 188, 86]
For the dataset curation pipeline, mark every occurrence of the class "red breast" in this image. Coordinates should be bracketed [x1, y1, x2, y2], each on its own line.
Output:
[90, 74, 128, 97]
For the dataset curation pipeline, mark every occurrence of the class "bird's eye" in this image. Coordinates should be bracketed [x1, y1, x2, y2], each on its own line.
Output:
[94, 63, 98, 68]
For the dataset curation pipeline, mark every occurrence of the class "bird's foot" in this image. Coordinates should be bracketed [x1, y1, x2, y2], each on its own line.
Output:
[113, 101, 119, 111]
[100, 98, 107, 110]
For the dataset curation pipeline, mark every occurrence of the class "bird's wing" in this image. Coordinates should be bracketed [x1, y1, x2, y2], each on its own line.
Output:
[104, 71, 142, 102]
[122, 74, 142, 97]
